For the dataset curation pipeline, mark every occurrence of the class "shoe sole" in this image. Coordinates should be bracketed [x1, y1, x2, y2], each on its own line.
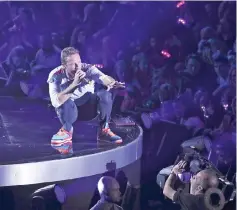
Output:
[57, 147, 73, 155]
[99, 132, 123, 144]
[51, 137, 72, 146]
[99, 133, 123, 144]
[114, 139, 123, 144]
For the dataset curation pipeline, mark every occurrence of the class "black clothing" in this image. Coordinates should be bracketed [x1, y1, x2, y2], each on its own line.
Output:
[90, 200, 123, 210]
[173, 189, 207, 210]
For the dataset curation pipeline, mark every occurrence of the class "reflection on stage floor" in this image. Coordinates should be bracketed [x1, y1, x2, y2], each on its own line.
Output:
[0, 96, 140, 165]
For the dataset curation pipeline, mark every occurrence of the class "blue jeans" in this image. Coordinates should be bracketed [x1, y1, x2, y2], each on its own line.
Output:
[55, 90, 113, 132]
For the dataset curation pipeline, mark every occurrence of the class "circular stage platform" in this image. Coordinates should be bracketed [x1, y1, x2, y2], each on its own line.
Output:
[0, 96, 143, 187]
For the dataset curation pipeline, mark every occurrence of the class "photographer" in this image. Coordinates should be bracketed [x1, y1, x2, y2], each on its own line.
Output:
[163, 160, 219, 210]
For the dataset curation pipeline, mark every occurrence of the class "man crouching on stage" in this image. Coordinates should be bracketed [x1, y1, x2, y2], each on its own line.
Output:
[47, 47, 124, 154]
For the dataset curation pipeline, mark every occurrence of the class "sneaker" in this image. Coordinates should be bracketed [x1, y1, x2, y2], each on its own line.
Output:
[100, 128, 123, 144]
[51, 128, 73, 146]
[52, 142, 74, 157]
[57, 142, 73, 156]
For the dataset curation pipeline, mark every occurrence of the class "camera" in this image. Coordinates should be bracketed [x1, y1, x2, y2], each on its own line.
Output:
[176, 151, 214, 182]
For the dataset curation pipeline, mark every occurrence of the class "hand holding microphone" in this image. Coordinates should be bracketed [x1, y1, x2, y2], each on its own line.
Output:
[72, 63, 125, 90]
[72, 64, 86, 86]
[73, 70, 86, 85]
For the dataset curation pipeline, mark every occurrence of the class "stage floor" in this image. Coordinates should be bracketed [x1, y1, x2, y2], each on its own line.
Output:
[0, 96, 140, 165]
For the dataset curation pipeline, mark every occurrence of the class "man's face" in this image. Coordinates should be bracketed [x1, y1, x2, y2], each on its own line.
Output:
[108, 180, 121, 203]
[12, 55, 22, 67]
[64, 53, 81, 78]
[186, 58, 200, 76]
[214, 62, 229, 78]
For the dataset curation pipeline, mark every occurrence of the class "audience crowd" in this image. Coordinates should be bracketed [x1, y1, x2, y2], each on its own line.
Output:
[0, 1, 235, 210]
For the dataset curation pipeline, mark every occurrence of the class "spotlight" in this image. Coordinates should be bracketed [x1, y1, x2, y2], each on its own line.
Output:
[93, 64, 104, 68]
[177, 18, 186, 25]
[176, 1, 185, 8]
[161, 50, 171, 58]
[31, 185, 66, 210]
[223, 103, 229, 111]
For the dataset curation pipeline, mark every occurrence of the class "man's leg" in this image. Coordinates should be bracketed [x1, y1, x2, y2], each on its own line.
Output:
[51, 99, 78, 148]
[56, 99, 78, 132]
[97, 89, 122, 143]
[96, 89, 113, 127]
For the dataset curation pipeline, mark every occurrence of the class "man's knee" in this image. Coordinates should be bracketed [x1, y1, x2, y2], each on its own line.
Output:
[56, 99, 77, 119]
[56, 99, 75, 111]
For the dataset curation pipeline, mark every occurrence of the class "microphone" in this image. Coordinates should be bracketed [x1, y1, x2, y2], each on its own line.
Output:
[75, 63, 108, 85]
[75, 63, 90, 83]
[82, 77, 90, 83]
[74, 63, 124, 88]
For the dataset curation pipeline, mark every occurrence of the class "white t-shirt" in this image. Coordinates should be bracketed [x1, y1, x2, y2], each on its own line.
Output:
[47, 64, 106, 108]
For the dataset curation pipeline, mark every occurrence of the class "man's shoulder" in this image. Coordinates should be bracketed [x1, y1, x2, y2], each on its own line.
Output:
[173, 189, 196, 201]
[82, 63, 105, 80]
[90, 200, 123, 210]
[173, 190, 206, 210]
[81, 63, 94, 71]
[47, 66, 65, 83]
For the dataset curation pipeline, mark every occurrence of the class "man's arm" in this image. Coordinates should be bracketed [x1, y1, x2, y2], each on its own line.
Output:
[49, 69, 86, 108]
[163, 173, 198, 209]
[83, 64, 106, 84]
[163, 161, 188, 201]
[56, 83, 78, 106]
[163, 172, 177, 201]
[83, 64, 124, 90]
[49, 80, 77, 108]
